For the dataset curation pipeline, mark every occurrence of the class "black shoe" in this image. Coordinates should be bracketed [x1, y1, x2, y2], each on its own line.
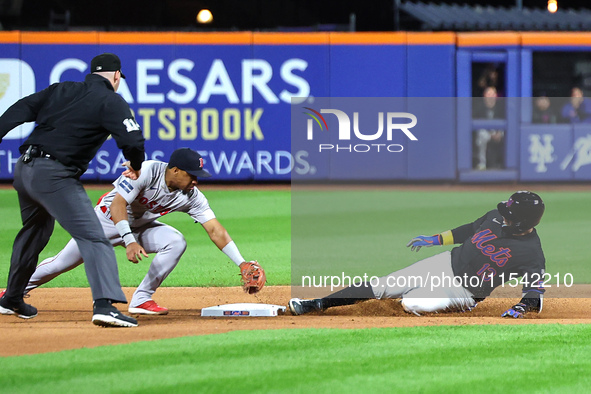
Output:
[0, 296, 38, 319]
[288, 298, 323, 315]
[92, 302, 138, 328]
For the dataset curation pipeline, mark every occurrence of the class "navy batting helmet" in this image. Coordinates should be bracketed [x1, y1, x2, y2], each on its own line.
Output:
[497, 191, 545, 234]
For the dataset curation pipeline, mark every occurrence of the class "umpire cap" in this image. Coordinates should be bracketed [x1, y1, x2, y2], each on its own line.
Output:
[91, 53, 126, 78]
[169, 148, 212, 178]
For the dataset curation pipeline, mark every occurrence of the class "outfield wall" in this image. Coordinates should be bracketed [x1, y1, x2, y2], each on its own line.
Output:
[0, 31, 589, 182]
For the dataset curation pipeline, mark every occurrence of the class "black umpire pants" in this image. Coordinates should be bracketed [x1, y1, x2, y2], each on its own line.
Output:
[4, 156, 127, 304]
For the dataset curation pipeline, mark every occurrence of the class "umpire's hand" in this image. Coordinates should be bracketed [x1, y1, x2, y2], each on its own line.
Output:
[126, 242, 149, 263]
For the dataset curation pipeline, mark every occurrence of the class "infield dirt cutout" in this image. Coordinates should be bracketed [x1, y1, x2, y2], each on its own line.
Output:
[0, 286, 589, 356]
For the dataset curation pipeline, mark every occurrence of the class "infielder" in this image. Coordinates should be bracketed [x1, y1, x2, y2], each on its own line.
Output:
[18, 148, 264, 314]
[290, 191, 546, 319]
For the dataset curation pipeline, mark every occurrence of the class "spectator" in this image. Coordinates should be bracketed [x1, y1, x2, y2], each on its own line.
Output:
[485, 130, 505, 170]
[473, 86, 505, 170]
[476, 63, 502, 97]
[561, 87, 591, 123]
[532, 96, 556, 124]
[473, 86, 505, 119]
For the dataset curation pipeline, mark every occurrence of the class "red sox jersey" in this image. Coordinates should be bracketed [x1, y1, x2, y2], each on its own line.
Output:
[450, 210, 546, 300]
[97, 160, 215, 228]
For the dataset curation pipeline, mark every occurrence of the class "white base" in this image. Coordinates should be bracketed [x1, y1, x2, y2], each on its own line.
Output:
[201, 303, 286, 317]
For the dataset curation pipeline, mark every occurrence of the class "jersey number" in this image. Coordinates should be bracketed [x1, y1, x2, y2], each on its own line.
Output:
[476, 263, 496, 282]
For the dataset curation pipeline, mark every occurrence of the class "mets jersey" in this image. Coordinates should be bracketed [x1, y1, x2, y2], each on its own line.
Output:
[450, 210, 546, 299]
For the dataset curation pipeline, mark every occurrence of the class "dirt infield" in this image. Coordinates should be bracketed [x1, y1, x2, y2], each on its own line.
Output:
[0, 286, 589, 357]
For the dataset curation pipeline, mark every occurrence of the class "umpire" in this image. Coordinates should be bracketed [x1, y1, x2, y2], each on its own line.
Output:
[0, 53, 144, 327]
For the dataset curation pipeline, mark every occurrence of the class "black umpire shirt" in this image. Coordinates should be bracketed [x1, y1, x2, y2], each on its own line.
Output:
[0, 73, 145, 172]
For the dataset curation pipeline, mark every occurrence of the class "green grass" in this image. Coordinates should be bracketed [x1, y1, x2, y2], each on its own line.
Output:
[1, 188, 589, 289]
[0, 188, 291, 288]
[0, 325, 590, 393]
[0, 187, 589, 392]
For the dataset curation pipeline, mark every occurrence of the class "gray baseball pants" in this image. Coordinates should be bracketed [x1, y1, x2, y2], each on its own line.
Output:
[4, 156, 127, 304]
[371, 251, 477, 315]
[27, 209, 187, 308]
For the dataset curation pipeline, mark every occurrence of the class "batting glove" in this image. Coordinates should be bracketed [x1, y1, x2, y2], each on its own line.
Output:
[406, 235, 441, 252]
[501, 303, 527, 318]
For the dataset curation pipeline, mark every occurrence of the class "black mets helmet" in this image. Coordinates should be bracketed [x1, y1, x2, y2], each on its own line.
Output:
[497, 191, 545, 234]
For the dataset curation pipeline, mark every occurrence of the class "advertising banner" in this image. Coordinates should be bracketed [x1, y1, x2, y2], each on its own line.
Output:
[0, 36, 332, 181]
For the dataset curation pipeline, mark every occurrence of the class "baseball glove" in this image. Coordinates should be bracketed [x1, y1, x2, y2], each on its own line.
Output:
[239, 261, 266, 294]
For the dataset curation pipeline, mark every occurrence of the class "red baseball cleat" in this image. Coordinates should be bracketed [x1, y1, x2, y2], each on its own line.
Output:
[128, 300, 169, 315]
